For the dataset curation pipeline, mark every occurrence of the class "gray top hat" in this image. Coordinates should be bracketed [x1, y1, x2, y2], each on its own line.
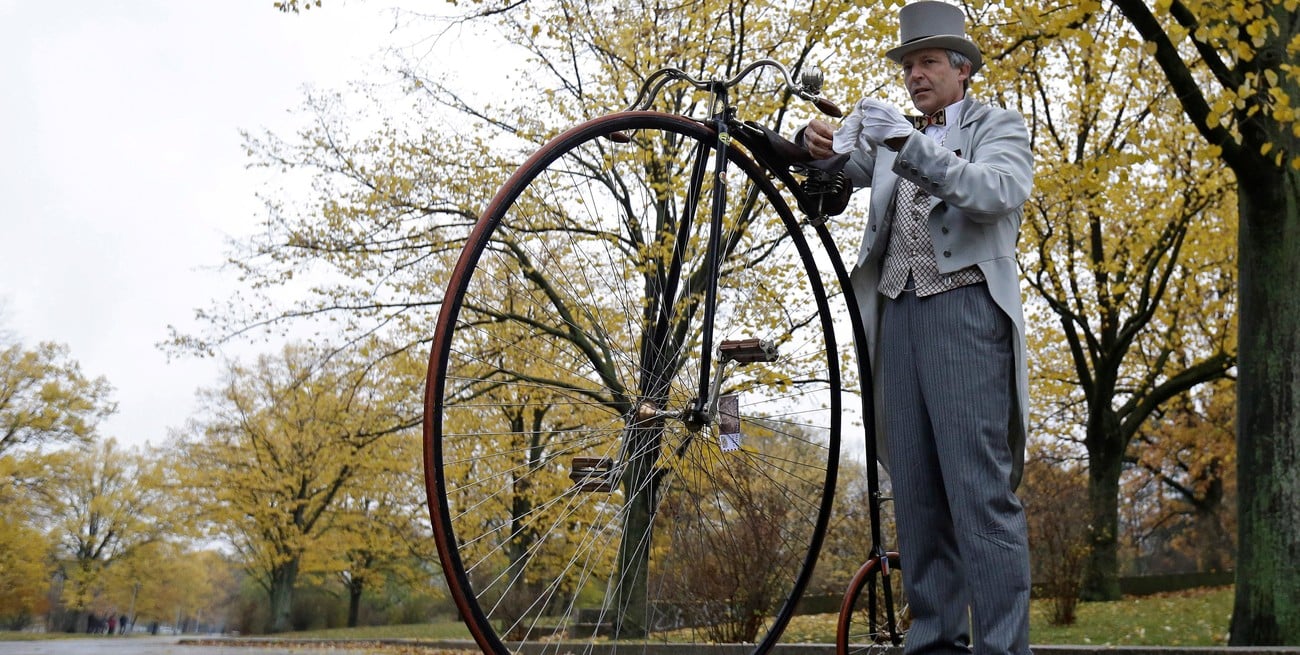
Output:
[885, 1, 983, 74]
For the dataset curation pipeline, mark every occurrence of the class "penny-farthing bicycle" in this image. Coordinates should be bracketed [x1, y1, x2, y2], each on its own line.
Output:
[424, 59, 908, 655]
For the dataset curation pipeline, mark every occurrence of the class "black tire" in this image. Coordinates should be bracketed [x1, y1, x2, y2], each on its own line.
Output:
[836, 553, 909, 655]
[424, 111, 841, 654]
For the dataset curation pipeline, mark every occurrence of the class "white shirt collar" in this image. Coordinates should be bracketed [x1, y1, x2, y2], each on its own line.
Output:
[924, 98, 965, 139]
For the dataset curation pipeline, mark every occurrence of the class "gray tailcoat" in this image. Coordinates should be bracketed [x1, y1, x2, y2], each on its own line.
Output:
[843, 97, 1033, 490]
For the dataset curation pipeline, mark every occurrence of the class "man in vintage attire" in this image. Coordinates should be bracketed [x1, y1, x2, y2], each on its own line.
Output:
[803, 2, 1035, 653]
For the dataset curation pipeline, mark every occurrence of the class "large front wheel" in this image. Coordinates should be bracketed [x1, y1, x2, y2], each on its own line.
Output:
[424, 111, 841, 654]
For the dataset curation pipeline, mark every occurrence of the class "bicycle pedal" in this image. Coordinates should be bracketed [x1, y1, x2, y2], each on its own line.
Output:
[570, 456, 618, 493]
[718, 338, 778, 363]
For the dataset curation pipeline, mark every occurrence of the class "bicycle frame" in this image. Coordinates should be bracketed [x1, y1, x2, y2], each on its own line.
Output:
[633, 60, 906, 648]
[629, 62, 838, 431]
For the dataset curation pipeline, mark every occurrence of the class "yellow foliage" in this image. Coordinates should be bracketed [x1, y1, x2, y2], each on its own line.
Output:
[22, 439, 174, 616]
[1121, 381, 1237, 573]
[1005, 5, 1238, 476]
[0, 341, 114, 457]
[179, 341, 423, 608]
[98, 543, 236, 626]
[0, 508, 53, 620]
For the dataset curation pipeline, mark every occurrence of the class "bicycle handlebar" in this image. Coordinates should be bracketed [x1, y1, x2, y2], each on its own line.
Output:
[626, 58, 843, 118]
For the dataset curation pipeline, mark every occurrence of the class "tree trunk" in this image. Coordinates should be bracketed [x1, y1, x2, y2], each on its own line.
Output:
[1081, 431, 1124, 601]
[614, 424, 659, 639]
[1191, 477, 1232, 572]
[1230, 170, 1300, 645]
[347, 582, 362, 628]
[268, 558, 300, 633]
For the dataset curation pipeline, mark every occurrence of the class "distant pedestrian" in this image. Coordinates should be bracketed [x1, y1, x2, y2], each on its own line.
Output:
[120, 614, 130, 634]
[107, 615, 117, 635]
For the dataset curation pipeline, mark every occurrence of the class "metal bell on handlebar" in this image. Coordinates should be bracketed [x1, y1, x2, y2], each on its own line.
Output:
[799, 67, 843, 117]
[800, 67, 825, 96]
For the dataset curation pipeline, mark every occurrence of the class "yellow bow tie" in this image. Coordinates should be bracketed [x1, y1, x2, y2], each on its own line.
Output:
[908, 111, 946, 130]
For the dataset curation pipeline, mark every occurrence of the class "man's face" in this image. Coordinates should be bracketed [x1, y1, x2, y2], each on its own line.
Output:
[901, 47, 970, 115]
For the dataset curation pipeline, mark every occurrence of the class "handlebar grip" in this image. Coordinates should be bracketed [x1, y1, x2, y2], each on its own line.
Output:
[814, 97, 844, 118]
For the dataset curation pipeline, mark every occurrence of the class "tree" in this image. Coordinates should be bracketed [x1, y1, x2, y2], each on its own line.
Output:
[178, 342, 419, 633]
[0, 502, 53, 629]
[178, 0, 859, 641]
[310, 400, 435, 628]
[274, 0, 319, 11]
[1, 340, 115, 456]
[0, 331, 117, 629]
[649, 421, 832, 642]
[1090, 0, 1300, 642]
[98, 542, 236, 633]
[980, 2, 1238, 600]
[31, 439, 172, 631]
[1123, 379, 1237, 574]
[325, 490, 430, 628]
[168, 4, 872, 361]
[0, 436, 54, 629]
[1020, 452, 1092, 626]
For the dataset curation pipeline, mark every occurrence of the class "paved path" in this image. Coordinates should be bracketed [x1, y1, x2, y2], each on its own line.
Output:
[8, 637, 1300, 655]
[0, 636, 371, 655]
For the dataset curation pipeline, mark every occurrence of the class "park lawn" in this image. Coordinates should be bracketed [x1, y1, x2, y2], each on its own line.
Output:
[292, 585, 1233, 646]
[286, 620, 473, 641]
[4, 586, 1230, 647]
[781, 585, 1234, 646]
[0, 631, 146, 641]
[1027, 586, 1233, 646]
[276, 586, 1237, 646]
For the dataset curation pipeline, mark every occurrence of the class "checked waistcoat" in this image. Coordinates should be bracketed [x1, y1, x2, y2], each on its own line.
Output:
[877, 129, 985, 298]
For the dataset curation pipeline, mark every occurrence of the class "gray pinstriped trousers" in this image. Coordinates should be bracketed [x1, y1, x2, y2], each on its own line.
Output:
[880, 282, 1031, 655]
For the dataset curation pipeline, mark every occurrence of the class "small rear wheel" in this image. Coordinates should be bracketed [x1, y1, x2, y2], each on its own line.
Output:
[424, 111, 842, 654]
[836, 553, 909, 655]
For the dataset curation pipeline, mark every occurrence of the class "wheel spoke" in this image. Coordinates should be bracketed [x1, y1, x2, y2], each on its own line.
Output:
[426, 113, 841, 654]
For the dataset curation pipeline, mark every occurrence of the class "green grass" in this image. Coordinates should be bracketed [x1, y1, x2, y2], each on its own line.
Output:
[1027, 586, 1233, 646]
[6, 587, 1230, 648]
[0, 631, 145, 641]
[285, 619, 472, 641]
[782, 585, 1234, 646]
[287, 587, 1232, 646]
[0, 632, 60, 641]
[280, 587, 1236, 646]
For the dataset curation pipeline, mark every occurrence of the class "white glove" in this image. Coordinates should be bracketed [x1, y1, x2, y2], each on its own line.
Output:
[831, 98, 914, 153]
[859, 98, 914, 146]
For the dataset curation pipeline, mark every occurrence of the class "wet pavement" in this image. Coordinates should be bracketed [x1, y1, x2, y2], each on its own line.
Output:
[6, 638, 1300, 655]
[0, 636, 371, 655]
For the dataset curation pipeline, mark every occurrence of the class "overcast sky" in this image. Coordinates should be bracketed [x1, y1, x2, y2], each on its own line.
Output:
[0, 1, 438, 448]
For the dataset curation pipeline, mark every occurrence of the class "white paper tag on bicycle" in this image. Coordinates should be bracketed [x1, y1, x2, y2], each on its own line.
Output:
[718, 394, 741, 452]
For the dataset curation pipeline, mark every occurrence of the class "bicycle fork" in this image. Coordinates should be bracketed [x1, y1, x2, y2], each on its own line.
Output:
[626, 97, 778, 438]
